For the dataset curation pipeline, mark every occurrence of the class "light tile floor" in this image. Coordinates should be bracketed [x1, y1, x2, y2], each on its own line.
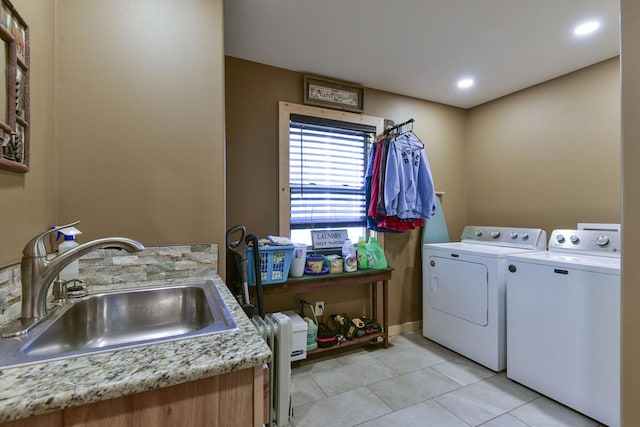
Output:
[290, 332, 605, 427]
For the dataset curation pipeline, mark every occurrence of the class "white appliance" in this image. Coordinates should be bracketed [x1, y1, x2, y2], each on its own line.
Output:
[422, 226, 546, 371]
[506, 227, 621, 427]
[252, 313, 293, 427]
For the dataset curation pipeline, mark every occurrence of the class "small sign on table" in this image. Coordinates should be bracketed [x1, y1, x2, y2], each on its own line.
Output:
[311, 229, 348, 250]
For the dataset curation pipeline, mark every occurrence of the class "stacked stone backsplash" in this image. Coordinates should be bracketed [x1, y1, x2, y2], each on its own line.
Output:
[0, 243, 218, 324]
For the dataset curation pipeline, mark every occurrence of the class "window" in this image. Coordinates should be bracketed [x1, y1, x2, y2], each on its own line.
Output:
[278, 102, 384, 246]
[289, 115, 374, 243]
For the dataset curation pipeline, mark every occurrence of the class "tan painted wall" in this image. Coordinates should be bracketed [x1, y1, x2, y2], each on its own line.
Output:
[467, 57, 621, 234]
[621, 0, 639, 424]
[55, 0, 227, 275]
[225, 57, 302, 238]
[0, 0, 56, 267]
[225, 57, 467, 326]
[364, 91, 469, 239]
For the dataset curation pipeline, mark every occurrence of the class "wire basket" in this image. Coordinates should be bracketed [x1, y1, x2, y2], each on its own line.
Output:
[246, 245, 295, 285]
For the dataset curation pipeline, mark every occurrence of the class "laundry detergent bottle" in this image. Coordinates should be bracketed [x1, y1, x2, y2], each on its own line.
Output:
[356, 237, 369, 270]
[366, 236, 388, 269]
[306, 317, 318, 351]
[342, 238, 357, 272]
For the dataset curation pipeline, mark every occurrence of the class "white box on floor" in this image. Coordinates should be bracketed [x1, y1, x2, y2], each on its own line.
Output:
[283, 310, 308, 361]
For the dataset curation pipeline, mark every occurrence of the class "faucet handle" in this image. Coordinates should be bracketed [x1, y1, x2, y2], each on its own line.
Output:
[23, 220, 81, 258]
[52, 279, 67, 301]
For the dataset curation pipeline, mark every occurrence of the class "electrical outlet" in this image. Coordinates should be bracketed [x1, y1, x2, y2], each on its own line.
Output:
[315, 301, 324, 316]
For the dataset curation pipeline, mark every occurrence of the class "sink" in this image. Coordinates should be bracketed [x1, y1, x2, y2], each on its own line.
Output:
[0, 281, 237, 369]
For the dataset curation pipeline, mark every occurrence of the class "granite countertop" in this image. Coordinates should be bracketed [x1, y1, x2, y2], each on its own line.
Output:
[0, 275, 271, 423]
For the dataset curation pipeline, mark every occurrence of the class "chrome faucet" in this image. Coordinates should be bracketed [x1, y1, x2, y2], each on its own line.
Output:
[0, 221, 145, 337]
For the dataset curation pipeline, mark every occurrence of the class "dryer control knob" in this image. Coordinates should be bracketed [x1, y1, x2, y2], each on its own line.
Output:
[521, 233, 529, 240]
[475, 230, 483, 236]
[510, 232, 518, 239]
[556, 235, 565, 243]
[596, 235, 610, 246]
[508, 264, 517, 273]
[570, 235, 580, 244]
[490, 230, 501, 238]
[430, 260, 436, 267]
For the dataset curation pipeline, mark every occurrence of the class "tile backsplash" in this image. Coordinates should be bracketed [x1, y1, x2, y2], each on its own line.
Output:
[0, 243, 218, 324]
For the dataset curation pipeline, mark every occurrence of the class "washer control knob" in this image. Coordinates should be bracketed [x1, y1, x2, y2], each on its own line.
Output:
[510, 232, 518, 239]
[556, 234, 565, 243]
[490, 230, 501, 238]
[508, 264, 517, 273]
[521, 233, 529, 240]
[475, 230, 483, 236]
[570, 235, 580, 244]
[430, 260, 436, 267]
[596, 235, 610, 246]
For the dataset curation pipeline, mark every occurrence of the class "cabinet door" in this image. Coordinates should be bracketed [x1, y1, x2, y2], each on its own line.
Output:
[1, 412, 63, 427]
[2, 368, 259, 427]
[65, 369, 257, 427]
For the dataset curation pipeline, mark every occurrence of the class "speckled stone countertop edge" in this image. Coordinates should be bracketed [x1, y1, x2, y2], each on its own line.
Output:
[0, 275, 272, 423]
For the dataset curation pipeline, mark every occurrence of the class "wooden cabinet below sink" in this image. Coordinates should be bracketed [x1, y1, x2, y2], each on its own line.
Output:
[2, 366, 263, 427]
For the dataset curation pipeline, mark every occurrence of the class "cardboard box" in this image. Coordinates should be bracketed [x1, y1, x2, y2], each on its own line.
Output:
[283, 310, 308, 361]
[325, 255, 343, 274]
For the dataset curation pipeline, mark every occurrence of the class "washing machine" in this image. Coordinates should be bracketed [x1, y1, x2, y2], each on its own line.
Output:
[422, 226, 547, 371]
[506, 226, 621, 427]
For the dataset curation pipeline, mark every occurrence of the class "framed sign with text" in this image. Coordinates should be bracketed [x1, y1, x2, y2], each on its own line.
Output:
[311, 229, 348, 250]
[303, 75, 364, 113]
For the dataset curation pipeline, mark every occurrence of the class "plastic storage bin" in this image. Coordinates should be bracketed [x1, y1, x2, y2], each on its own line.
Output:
[247, 245, 295, 285]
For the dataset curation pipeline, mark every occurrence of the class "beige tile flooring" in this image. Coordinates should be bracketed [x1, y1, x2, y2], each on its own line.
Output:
[290, 332, 605, 427]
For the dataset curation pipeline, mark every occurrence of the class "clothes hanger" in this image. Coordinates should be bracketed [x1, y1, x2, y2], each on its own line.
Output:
[394, 120, 425, 149]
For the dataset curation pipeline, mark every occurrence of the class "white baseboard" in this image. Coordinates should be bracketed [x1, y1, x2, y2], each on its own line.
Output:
[388, 320, 422, 336]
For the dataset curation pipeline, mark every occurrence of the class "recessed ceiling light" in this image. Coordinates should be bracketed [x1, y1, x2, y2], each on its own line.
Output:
[457, 78, 474, 89]
[574, 21, 600, 36]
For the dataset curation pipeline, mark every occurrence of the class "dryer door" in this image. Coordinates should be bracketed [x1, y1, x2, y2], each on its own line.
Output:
[427, 256, 488, 326]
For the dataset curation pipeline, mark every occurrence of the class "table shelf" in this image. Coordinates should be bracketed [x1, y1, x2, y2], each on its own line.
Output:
[307, 332, 386, 356]
[253, 268, 392, 352]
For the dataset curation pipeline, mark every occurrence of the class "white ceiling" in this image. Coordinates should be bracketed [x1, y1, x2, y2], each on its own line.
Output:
[224, 0, 620, 109]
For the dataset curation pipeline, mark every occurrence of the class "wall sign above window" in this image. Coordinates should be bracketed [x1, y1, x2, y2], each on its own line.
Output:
[0, 0, 29, 173]
[303, 75, 364, 113]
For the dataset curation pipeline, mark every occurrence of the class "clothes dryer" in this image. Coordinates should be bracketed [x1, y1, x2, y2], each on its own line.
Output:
[422, 226, 546, 371]
[506, 227, 621, 427]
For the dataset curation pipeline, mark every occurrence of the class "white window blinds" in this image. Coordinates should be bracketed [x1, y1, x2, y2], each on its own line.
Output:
[289, 115, 375, 230]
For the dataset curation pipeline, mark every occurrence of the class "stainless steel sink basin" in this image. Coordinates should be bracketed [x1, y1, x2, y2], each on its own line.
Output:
[0, 281, 237, 369]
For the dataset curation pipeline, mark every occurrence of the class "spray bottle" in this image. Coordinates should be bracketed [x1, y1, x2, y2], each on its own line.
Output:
[57, 226, 82, 281]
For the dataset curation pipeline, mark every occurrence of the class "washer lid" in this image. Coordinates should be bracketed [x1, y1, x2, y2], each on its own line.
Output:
[506, 250, 620, 274]
[424, 242, 542, 257]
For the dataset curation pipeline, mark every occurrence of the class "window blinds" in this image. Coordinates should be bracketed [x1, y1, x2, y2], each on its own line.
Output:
[289, 115, 374, 230]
